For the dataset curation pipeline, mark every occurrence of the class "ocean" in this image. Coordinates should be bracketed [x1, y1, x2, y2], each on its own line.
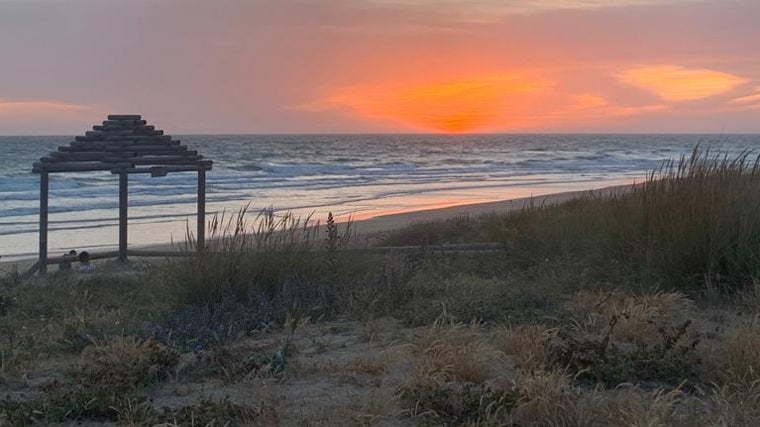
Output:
[1, 134, 759, 260]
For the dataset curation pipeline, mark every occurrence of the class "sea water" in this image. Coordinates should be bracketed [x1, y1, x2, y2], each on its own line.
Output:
[1, 134, 759, 260]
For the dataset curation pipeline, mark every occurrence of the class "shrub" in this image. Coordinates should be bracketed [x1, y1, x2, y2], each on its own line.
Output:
[399, 319, 518, 424]
[566, 290, 694, 346]
[546, 316, 699, 387]
[79, 336, 179, 391]
[0, 337, 179, 424]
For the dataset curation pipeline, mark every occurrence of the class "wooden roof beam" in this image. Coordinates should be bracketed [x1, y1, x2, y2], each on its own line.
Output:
[102, 119, 147, 126]
[58, 143, 187, 153]
[93, 124, 156, 131]
[107, 114, 142, 120]
[112, 163, 213, 175]
[33, 161, 131, 173]
[48, 149, 197, 160]
[103, 155, 204, 165]
[69, 139, 180, 147]
[75, 135, 171, 142]
[85, 130, 164, 137]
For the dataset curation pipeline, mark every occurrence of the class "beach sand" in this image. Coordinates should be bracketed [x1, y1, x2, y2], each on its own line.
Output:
[354, 183, 632, 235]
[1, 183, 634, 273]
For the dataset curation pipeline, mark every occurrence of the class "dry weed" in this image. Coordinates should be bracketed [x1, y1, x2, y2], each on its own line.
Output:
[509, 369, 581, 426]
[711, 380, 760, 426]
[725, 316, 760, 382]
[566, 290, 695, 346]
[400, 319, 518, 425]
[79, 336, 179, 391]
[580, 386, 682, 427]
[411, 319, 497, 386]
[493, 324, 552, 372]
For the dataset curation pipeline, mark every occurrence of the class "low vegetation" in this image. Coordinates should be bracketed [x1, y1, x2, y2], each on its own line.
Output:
[1, 147, 760, 425]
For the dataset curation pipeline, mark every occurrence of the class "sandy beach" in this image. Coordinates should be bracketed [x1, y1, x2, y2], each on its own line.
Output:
[354, 183, 633, 235]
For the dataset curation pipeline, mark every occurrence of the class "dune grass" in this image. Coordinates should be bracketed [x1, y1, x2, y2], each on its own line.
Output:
[501, 149, 760, 291]
[3, 146, 760, 424]
[384, 148, 760, 293]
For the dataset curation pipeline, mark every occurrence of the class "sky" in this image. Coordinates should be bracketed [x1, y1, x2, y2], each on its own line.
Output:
[0, 0, 759, 134]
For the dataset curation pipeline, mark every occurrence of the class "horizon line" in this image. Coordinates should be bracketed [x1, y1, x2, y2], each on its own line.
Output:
[2, 131, 760, 138]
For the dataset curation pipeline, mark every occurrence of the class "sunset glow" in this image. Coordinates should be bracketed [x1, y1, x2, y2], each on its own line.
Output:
[328, 75, 549, 133]
[0, 0, 759, 134]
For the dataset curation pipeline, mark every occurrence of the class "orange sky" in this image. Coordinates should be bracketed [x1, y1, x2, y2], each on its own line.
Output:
[0, 0, 759, 134]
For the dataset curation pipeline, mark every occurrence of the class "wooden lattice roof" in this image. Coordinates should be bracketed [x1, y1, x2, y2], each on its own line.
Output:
[32, 114, 212, 176]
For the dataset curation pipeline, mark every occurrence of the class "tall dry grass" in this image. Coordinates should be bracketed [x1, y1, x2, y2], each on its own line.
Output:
[725, 316, 760, 383]
[498, 148, 760, 292]
[173, 206, 322, 305]
[158, 207, 414, 344]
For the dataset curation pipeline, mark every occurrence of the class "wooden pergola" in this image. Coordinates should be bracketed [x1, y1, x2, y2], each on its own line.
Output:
[31, 114, 212, 274]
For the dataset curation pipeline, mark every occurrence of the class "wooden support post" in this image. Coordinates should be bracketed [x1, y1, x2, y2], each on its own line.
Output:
[39, 172, 49, 274]
[197, 169, 206, 252]
[118, 171, 128, 262]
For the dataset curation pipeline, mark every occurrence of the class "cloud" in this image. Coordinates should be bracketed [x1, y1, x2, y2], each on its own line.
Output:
[0, 99, 94, 115]
[561, 94, 668, 117]
[723, 86, 760, 112]
[729, 86, 760, 105]
[617, 65, 747, 101]
[367, 0, 701, 21]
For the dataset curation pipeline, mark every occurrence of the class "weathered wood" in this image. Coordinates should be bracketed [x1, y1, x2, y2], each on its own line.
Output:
[30, 114, 215, 273]
[111, 155, 203, 165]
[34, 161, 130, 173]
[108, 114, 142, 121]
[119, 172, 128, 262]
[127, 249, 189, 258]
[131, 129, 164, 136]
[85, 130, 164, 138]
[42, 154, 132, 163]
[197, 169, 206, 252]
[150, 167, 169, 177]
[41, 156, 129, 163]
[102, 119, 147, 126]
[115, 163, 212, 174]
[48, 149, 196, 161]
[373, 243, 504, 252]
[43, 251, 120, 264]
[62, 141, 182, 151]
[42, 249, 191, 261]
[39, 172, 49, 274]
[75, 135, 171, 142]
[93, 124, 155, 131]
[71, 139, 176, 147]
[86, 130, 134, 137]
[41, 156, 201, 165]
[47, 152, 136, 161]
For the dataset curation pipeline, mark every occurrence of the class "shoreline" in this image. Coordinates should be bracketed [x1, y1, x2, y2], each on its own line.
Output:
[353, 182, 634, 235]
[0, 182, 635, 272]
